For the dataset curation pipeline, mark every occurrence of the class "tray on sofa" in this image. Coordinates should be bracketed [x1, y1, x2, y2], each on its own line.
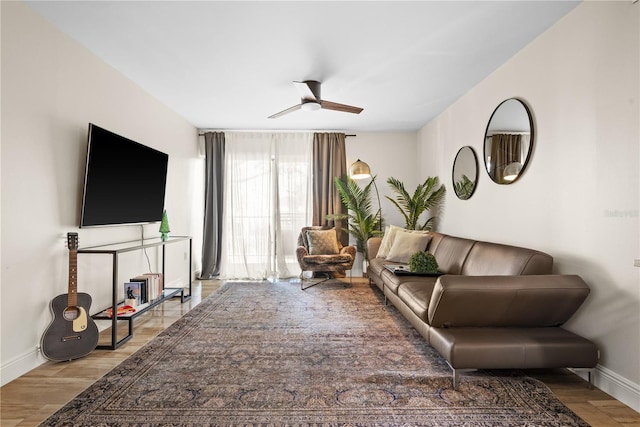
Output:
[383, 264, 443, 276]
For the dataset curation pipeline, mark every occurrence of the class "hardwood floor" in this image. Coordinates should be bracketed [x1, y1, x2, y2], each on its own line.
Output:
[2, 278, 639, 426]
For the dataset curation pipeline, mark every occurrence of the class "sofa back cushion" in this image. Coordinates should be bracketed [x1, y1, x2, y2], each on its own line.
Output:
[431, 235, 476, 275]
[427, 232, 446, 255]
[461, 241, 553, 276]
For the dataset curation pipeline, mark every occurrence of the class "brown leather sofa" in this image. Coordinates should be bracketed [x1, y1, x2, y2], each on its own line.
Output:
[367, 231, 599, 387]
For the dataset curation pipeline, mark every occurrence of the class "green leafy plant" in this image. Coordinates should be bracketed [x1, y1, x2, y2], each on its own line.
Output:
[454, 174, 475, 200]
[409, 251, 439, 273]
[386, 176, 446, 230]
[326, 175, 383, 258]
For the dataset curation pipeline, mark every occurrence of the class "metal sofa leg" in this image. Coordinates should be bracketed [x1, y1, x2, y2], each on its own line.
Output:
[571, 368, 596, 389]
[453, 369, 460, 389]
[447, 363, 475, 390]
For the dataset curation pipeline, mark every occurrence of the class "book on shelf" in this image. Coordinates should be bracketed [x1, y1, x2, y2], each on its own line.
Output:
[129, 273, 164, 302]
[124, 281, 145, 305]
[144, 273, 163, 300]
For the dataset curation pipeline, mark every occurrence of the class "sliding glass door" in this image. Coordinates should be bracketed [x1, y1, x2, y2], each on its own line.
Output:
[220, 132, 312, 280]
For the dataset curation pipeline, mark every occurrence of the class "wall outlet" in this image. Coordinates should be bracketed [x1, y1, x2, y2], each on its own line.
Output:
[634, 259, 640, 267]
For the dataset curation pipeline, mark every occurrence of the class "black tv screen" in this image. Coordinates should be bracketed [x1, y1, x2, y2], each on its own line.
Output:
[80, 123, 168, 227]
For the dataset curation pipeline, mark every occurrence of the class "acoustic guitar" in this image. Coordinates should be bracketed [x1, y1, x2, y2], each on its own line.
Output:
[41, 232, 99, 361]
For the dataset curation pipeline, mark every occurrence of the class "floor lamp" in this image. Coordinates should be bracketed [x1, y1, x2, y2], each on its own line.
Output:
[349, 159, 382, 232]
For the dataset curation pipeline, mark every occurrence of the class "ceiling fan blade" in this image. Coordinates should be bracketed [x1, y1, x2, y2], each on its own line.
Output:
[268, 104, 302, 119]
[293, 80, 320, 102]
[320, 100, 363, 114]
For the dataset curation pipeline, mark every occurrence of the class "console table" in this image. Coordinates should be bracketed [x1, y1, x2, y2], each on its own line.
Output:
[78, 236, 192, 350]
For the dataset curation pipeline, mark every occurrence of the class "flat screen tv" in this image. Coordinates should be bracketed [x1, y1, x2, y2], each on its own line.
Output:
[80, 123, 169, 227]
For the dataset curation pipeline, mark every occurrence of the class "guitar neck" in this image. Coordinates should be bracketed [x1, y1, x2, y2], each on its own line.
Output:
[68, 249, 78, 307]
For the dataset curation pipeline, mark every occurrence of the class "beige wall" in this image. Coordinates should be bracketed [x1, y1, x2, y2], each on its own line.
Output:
[1, 2, 203, 384]
[346, 132, 419, 229]
[418, 1, 639, 410]
[346, 132, 418, 274]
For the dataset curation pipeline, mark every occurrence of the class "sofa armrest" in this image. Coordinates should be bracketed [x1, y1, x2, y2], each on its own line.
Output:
[427, 275, 590, 328]
[367, 237, 382, 260]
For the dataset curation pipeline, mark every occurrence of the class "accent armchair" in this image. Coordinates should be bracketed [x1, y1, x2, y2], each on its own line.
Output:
[296, 226, 356, 290]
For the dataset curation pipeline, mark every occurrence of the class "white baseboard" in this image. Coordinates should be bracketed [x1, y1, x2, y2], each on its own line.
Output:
[1, 347, 45, 387]
[166, 278, 186, 289]
[574, 364, 640, 412]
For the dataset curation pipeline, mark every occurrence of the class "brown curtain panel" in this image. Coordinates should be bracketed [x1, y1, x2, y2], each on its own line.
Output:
[490, 133, 522, 182]
[312, 132, 347, 246]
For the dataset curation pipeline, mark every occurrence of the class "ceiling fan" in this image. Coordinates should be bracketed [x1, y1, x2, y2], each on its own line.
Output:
[268, 80, 363, 119]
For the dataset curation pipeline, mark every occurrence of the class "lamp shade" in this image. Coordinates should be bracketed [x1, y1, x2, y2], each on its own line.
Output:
[503, 162, 522, 182]
[349, 159, 372, 179]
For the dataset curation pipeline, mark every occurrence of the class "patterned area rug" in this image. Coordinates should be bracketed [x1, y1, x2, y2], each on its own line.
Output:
[42, 280, 588, 426]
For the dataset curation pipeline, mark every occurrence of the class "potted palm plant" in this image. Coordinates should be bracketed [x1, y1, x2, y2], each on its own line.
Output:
[386, 176, 446, 230]
[327, 175, 383, 260]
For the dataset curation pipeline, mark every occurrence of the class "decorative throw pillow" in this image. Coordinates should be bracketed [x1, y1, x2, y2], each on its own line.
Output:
[377, 225, 431, 259]
[386, 231, 433, 263]
[377, 225, 403, 258]
[306, 229, 340, 255]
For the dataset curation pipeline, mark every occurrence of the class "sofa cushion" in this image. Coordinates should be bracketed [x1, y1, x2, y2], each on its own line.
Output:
[384, 274, 434, 295]
[386, 231, 432, 263]
[427, 232, 446, 255]
[461, 241, 553, 276]
[368, 257, 388, 278]
[429, 327, 599, 369]
[431, 235, 476, 274]
[397, 280, 438, 321]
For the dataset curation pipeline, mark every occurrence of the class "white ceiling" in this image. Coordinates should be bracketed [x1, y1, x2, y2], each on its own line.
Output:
[25, 1, 579, 132]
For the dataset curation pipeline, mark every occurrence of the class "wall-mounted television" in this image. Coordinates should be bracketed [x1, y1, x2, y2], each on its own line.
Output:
[80, 123, 169, 228]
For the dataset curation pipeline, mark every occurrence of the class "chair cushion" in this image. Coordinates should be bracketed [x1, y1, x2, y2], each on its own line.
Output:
[306, 229, 339, 255]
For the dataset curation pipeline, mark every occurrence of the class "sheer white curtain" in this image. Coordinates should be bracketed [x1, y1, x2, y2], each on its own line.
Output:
[220, 132, 312, 280]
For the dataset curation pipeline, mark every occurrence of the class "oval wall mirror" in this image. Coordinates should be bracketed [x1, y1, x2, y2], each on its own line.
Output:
[483, 98, 534, 185]
[452, 146, 478, 200]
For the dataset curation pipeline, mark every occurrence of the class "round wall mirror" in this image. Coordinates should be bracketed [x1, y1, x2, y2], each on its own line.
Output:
[452, 146, 478, 200]
[483, 98, 534, 184]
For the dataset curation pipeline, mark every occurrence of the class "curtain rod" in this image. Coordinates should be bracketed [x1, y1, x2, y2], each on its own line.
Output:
[486, 131, 530, 136]
[198, 129, 356, 137]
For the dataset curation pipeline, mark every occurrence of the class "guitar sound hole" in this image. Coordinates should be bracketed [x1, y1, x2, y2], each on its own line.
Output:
[63, 306, 80, 321]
